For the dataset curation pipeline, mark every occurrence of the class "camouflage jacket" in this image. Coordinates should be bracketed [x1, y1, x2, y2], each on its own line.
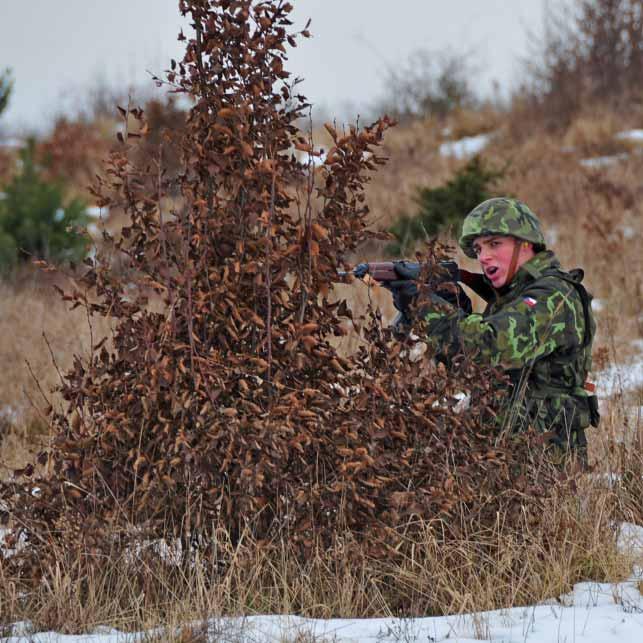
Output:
[425, 251, 599, 447]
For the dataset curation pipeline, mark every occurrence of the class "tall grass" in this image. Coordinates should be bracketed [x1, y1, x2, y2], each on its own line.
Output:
[0, 275, 113, 472]
[1, 460, 640, 635]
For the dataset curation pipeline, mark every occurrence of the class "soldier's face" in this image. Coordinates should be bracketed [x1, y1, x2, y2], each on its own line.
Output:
[473, 236, 535, 288]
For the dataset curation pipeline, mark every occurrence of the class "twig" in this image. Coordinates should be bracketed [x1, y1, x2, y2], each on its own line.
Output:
[265, 156, 276, 388]
[184, 213, 197, 383]
[41, 332, 65, 389]
[24, 358, 53, 408]
[156, 142, 175, 338]
[298, 107, 315, 324]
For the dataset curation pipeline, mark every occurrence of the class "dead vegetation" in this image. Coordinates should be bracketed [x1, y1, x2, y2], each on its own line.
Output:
[0, 0, 641, 635]
[0, 0, 564, 582]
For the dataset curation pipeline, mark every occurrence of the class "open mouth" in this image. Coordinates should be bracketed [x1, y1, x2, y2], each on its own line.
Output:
[486, 266, 499, 278]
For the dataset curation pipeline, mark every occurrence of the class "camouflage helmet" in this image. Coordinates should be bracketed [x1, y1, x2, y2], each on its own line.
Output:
[459, 197, 546, 259]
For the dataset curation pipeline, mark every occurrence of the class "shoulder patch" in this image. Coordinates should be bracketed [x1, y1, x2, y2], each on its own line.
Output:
[523, 296, 537, 308]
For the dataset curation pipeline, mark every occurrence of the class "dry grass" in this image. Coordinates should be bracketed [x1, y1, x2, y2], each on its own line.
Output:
[0, 461, 639, 635]
[1, 103, 642, 635]
[0, 273, 113, 473]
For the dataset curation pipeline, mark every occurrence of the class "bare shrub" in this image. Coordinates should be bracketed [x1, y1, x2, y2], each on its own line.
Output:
[375, 48, 478, 123]
[521, 0, 643, 129]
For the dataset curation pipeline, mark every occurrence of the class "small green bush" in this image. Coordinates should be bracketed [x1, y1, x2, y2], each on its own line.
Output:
[0, 141, 89, 274]
[388, 156, 503, 256]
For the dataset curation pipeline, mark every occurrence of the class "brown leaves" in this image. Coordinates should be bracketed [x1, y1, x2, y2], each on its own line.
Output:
[0, 1, 558, 591]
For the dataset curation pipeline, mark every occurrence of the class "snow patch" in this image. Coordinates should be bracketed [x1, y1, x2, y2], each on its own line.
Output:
[6, 579, 643, 642]
[591, 298, 605, 312]
[618, 522, 643, 555]
[544, 225, 559, 247]
[0, 404, 21, 425]
[86, 206, 109, 219]
[439, 133, 491, 159]
[615, 129, 643, 142]
[620, 224, 636, 239]
[599, 358, 643, 397]
[579, 153, 629, 168]
[0, 137, 23, 149]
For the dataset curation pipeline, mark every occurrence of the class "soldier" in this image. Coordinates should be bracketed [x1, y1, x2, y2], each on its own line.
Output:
[396, 197, 600, 461]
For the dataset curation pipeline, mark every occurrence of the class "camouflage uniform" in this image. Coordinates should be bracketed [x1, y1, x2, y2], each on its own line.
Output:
[425, 198, 600, 455]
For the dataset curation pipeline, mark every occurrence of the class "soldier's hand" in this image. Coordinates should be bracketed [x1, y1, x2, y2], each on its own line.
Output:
[390, 280, 418, 313]
[436, 283, 473, 314]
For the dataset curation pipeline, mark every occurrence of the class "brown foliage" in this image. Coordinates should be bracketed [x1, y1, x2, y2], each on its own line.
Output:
[1, 0, 558, 587]
[36, 118, 111, 199]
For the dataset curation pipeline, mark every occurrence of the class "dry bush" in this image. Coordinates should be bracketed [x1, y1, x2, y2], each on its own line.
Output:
[36, 118, 112, 202]
[374, 48, 478, 123]
[0, 0, 568, 610]
[447, 105, 503, 140]
[560, 108, 633, 156]
[0, 146, 14, 184]
[520, 0, 643, 130]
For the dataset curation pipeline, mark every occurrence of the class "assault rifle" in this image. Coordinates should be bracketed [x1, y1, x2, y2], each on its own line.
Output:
[339, 260, 495, 303]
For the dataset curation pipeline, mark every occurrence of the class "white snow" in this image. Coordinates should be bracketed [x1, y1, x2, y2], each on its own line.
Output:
[591, 298, 605, 312]
[615, 129, 643, 142]
[620, 225, 636, 239]
[579, 153, 629, 168]
[86, 206, 108, 219]
[544, 224, 559, 247]
[618, 522, 643, 554]
[5, 578, 643, 642]
[598, 353, 643, 397]
[439, 133, 491, 159]
[0, 404, 21, 425]
[0, 137, 23, 149]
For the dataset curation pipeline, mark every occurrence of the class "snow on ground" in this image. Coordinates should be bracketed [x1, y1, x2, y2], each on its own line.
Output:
[598, 343, 643, 397]
[591, 298, 605, 312]
[4, 522, 642, 642]
[615, 129, 643, 142]
[619, 522, 643, 553]
[86, 206, 109, 219]
[4, 577, 643, 642]
[544, 224, 559, 247]
[439, 133, 491, 159]
[579, 153, 630, 168]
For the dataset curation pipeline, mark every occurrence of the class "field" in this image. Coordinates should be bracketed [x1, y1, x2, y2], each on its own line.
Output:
[1, 1, 642, 641]
[0, 102, 641, 640]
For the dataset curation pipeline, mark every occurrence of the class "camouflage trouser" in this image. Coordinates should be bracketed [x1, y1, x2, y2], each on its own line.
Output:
[508, 391, 595, 468]
[548, 427, 588, 469]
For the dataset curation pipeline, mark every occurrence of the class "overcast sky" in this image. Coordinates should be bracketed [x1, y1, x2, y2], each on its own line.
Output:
[0, 0, 558, 134]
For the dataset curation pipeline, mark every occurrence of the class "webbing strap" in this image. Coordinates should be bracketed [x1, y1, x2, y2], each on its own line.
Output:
[541, 269, 593, 349]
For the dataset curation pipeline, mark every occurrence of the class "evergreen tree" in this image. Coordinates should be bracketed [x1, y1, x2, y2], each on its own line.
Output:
[388, 156, 503, 256]
[0, 141, 89, 274]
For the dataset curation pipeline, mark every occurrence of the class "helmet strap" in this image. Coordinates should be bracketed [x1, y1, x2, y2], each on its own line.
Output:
[505, 239, 522, 285]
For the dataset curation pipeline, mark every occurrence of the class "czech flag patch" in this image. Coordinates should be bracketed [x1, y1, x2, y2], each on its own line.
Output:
[523, 296, 537, 308]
